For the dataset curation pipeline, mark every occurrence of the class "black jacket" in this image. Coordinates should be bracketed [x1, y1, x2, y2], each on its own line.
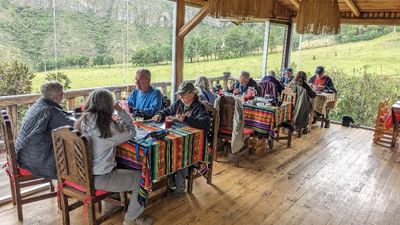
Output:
[16, 98, 74, 179]
[309, 75, 337, 93]
[155, 99, 210, 131]
[232, 78, 260, 95]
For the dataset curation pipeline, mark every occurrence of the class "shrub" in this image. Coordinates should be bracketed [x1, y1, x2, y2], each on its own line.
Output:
[329, 66, 400, 127]
[44, 72, 72, 90]
[0, 61, 35, 96]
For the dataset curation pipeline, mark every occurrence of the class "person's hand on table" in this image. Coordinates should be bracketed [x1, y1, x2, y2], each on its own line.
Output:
[176, 114, 185, 122]
[152, 115, 162, 122]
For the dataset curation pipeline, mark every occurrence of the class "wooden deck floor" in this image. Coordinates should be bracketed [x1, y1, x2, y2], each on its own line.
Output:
[2, 124, 400, 225]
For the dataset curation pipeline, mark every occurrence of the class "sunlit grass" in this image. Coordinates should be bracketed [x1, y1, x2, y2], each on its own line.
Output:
[32, 33, 400, 91]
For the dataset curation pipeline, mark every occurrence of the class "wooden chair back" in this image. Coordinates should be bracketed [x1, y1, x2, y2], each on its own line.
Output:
[52, 126, 94, 195]
[187, 101, 218, 192]
[1, 110, 56, 221]
[218, 95, 235, 131]
[281, 87, 296, 106]
[1, 110, 18, 177]
[202, 101, 220, 152]
[52, 125, 126, 225]
[373, 99, 393, 146]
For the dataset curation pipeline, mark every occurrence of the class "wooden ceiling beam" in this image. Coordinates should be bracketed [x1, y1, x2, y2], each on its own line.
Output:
[178, 3, 209, 38]
[343, 0, 360, 17]
[289, 0, 300, 9]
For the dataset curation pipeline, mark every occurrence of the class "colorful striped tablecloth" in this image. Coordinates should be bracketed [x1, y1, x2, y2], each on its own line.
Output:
[243, 101, 291, 140]
[313, 93, 337, 116]
[116, 121, 208, 206]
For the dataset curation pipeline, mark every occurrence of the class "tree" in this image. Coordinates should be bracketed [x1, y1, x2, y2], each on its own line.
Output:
[185, 37, 197, 63]
[103, 55, 115, 68]
[0, 61, 35, 96]
[44, 72, 72, 90]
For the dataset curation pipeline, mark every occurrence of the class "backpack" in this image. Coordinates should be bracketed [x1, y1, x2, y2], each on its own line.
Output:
[342, 116, 354, 127]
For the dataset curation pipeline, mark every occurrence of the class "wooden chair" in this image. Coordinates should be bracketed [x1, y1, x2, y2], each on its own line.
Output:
[216, 96, 253, 166]
[0, 110, 56, 221]
[373, 99, 396, 147]
[52, 126, 126, 225]
[281, 87, 296, 107]
[187, 101, 219, 193]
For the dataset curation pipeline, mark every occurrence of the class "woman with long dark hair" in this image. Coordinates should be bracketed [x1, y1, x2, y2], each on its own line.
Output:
[75, 89, 153, 225]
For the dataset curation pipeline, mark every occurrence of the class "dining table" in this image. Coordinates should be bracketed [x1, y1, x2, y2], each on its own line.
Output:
[115, 120, 209, 205]
[242, 97, 292, 149]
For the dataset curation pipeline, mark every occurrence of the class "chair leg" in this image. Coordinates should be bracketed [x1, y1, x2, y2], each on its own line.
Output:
[120, 192, 128, 211]
[60, 194, 70, 225]
[207, 160, 213, 185]
[97, 201, 102, 214]
[287, 129, 293, 148]
[87, 203, 96, 225]
[187, 167, 194, 194]
[15, 180, 23, 221]
[49, 179, 55, 192]
[9, 178, 16, 205]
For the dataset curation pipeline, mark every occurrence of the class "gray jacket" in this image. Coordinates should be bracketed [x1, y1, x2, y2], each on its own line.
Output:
[16, 98, 75, 179]
[290, 84, 313, 129]
[79, 110, 136, 175]
[214, 96, 244, 153]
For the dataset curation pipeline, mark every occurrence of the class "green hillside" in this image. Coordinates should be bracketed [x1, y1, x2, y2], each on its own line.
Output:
[30, 32, 400, 91]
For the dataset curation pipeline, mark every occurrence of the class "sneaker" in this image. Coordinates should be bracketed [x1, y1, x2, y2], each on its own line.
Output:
[123, 215, 153, 225]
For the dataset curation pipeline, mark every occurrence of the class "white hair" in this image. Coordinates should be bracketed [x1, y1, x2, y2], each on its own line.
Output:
[194, 76, 212, 90]
[40, 81, 63, 100]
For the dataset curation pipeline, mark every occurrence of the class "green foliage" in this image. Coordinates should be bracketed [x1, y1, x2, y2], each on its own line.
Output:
[330, 66, 400, 127]
[44, 72, 71, 90]
[0, 61, 35, 96]
[131, 44, 171, 65]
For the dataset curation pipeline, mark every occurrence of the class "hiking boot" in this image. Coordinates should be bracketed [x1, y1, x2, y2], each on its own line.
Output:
[170, 186, 186, 198]
[123, 215, 153, 225]
[324, 120, 330, 128]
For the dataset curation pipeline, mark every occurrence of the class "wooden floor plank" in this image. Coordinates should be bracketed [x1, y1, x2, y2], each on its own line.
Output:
[1, 125, 400, 225]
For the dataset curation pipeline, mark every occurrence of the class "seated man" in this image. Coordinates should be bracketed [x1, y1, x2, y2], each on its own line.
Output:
[16, 81, 75, 179]
[308, 66, 337, 93]
[127, 68, 163, 118]
[280, 67, 294, 86]
[261, 70, 285, 94]
[153, 82, 210, 197]
[231, 71, 260, 95]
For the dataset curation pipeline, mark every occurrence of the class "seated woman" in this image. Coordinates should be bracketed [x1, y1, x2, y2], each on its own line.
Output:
[75, 89, 152, 225]
[153, 82, 210, 197]
[195, 76, 217, 104]
[308, 66, 337, 93]
[289, 71, 316, 132]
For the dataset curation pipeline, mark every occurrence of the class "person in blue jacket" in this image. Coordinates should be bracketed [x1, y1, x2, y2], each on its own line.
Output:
[127, 68, 163, 119]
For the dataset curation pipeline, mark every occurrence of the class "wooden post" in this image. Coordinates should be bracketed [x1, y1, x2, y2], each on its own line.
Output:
[171, 2, 209, 102]
[171, 0, 185, 102]
[261, 19, 271, 77]
[297, 34, 302, 70]
[282, 21, 293, 69]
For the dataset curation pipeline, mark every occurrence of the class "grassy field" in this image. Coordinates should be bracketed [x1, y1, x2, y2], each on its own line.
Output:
[32, 33, 400, 91]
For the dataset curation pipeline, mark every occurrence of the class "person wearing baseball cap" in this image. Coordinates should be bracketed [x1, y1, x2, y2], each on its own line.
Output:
[280, 67, 294, 86]
[152, 81, 210, 197]
[308, 66, 336, 94]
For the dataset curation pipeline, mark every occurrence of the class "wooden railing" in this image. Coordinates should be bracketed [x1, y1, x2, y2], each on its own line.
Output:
[0, 76, 234, 142]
